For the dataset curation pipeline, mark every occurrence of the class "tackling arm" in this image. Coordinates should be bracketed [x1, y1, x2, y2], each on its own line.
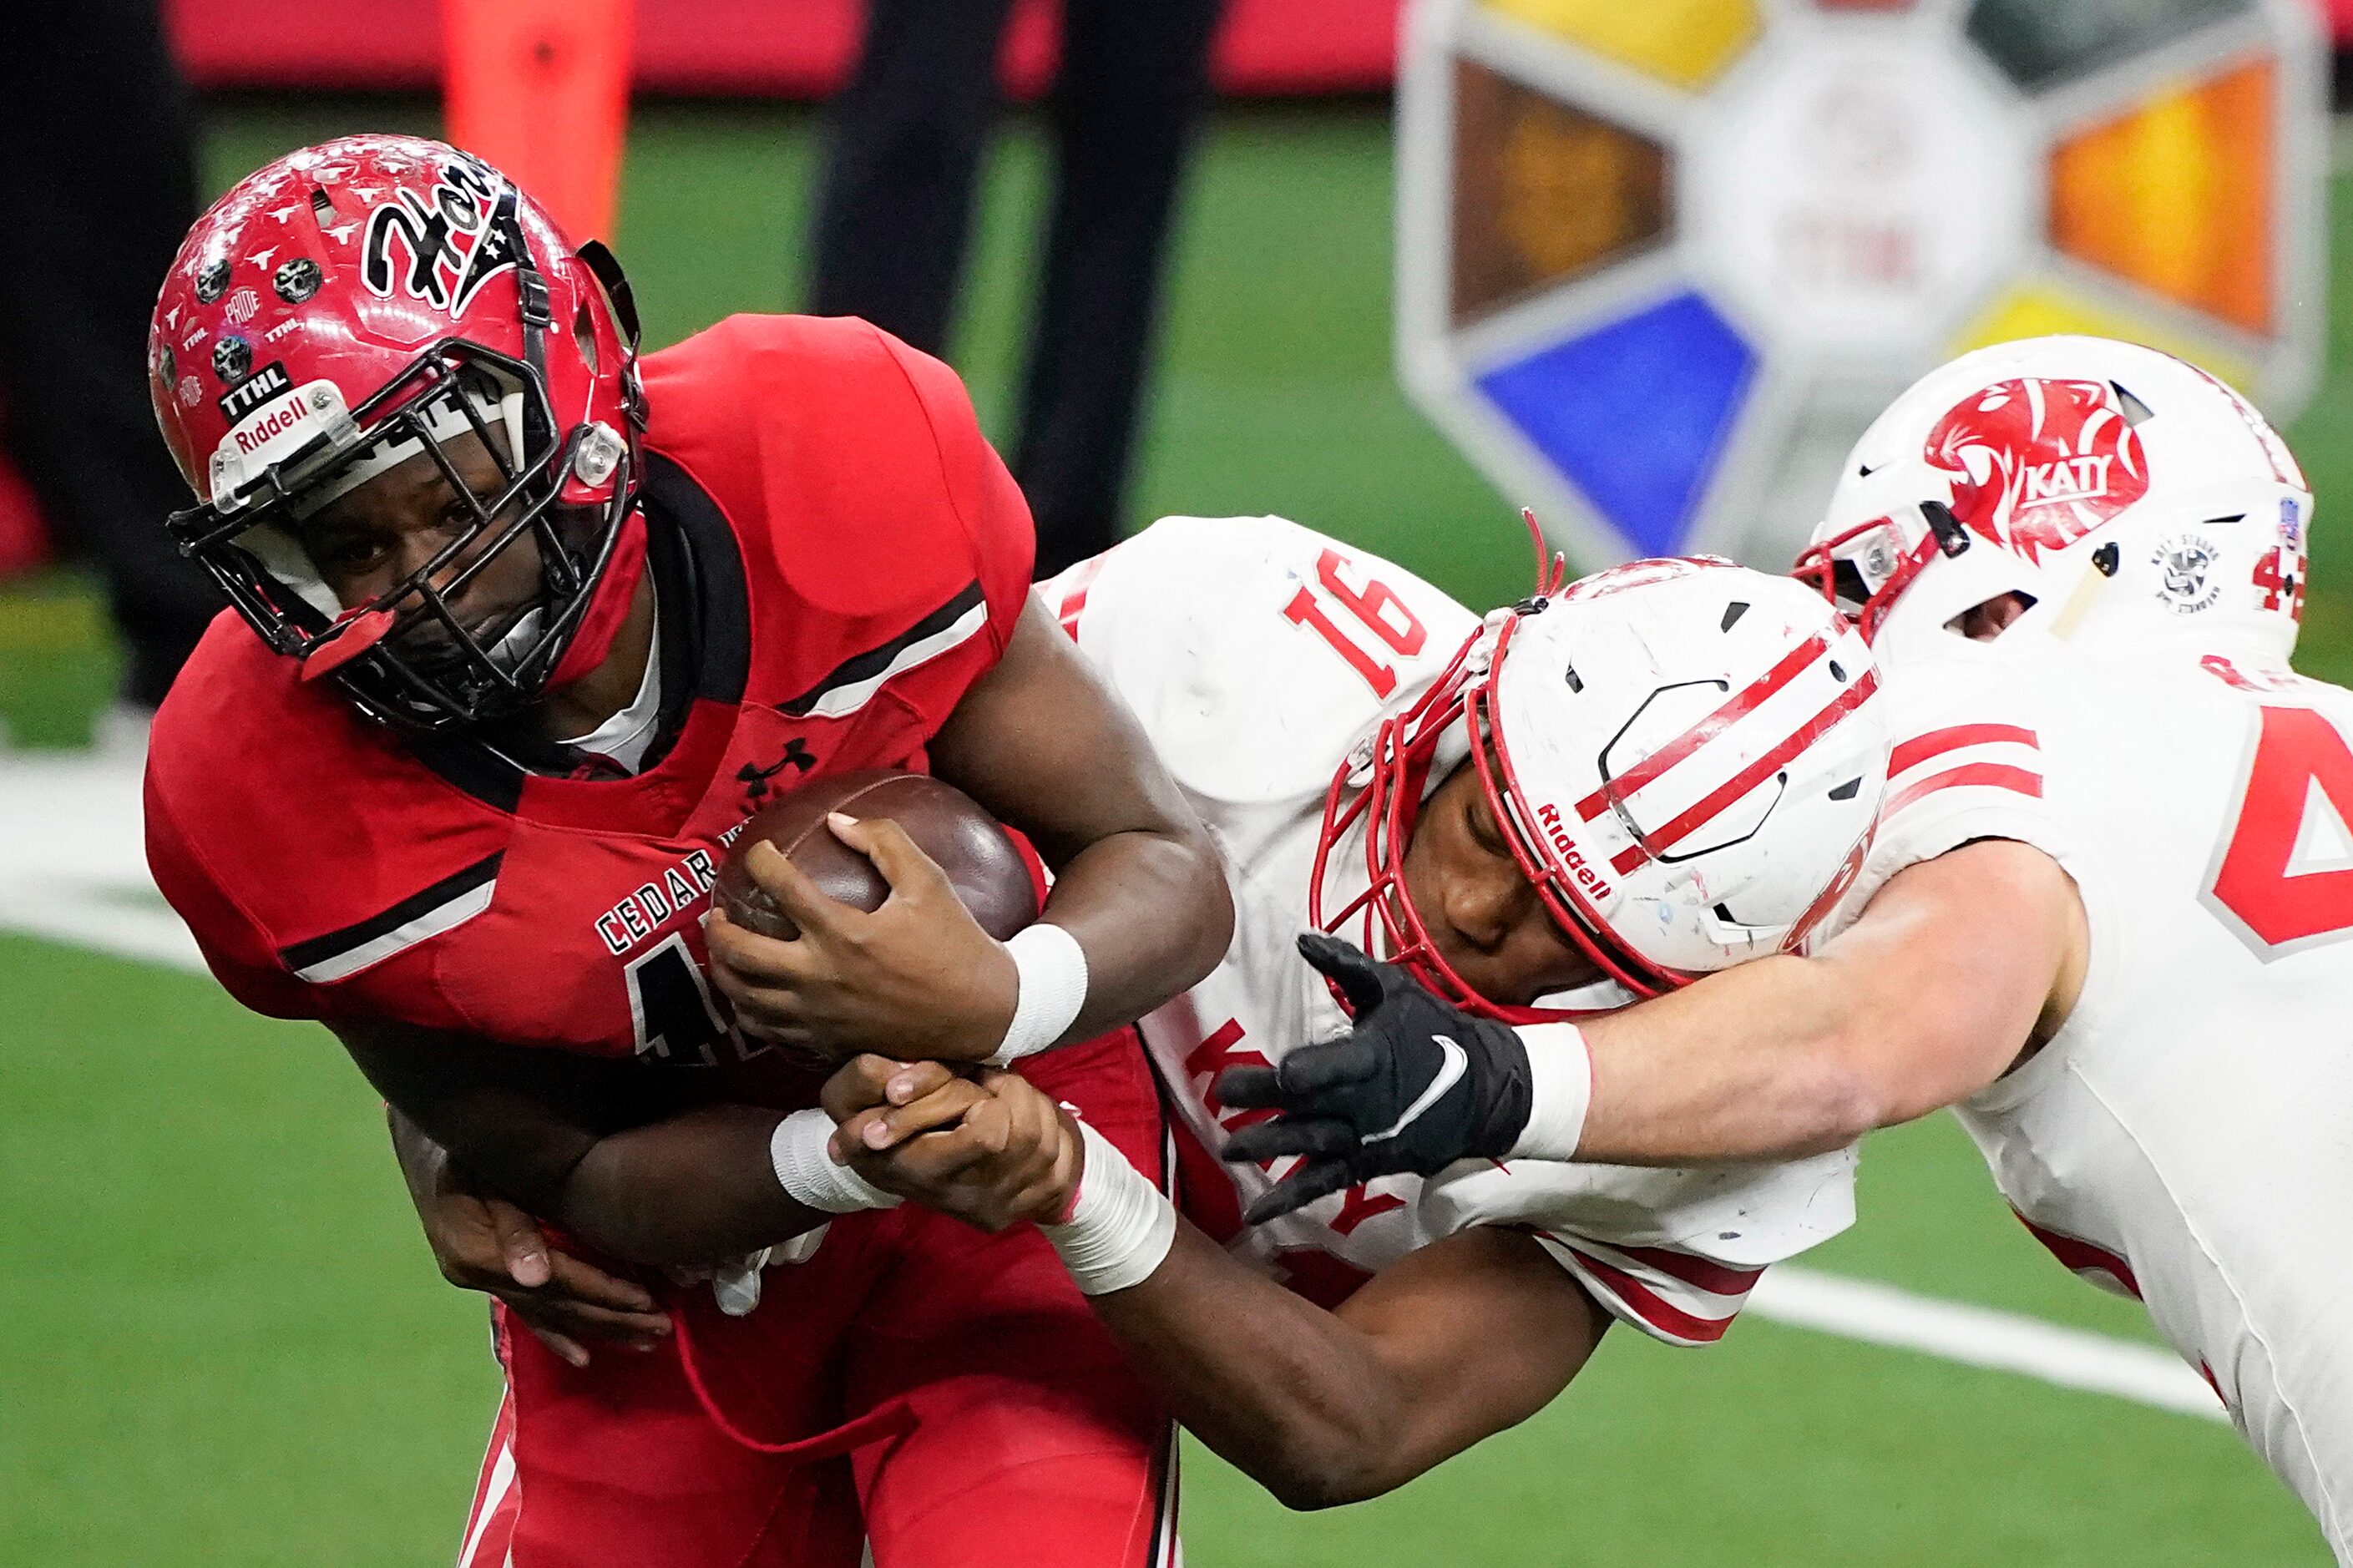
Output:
[1572, 837, 2085, 1163]
[339, 1016, 837, 1266]
[827, 1058, 1605, 1510]
[1224, 839, 2086, 1215]
[1095, 1222, 1606, 1510]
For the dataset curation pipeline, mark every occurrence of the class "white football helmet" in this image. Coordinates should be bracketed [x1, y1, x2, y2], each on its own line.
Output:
[1795, 336, 2313, 665]
[1313, 552, 1889, 1019]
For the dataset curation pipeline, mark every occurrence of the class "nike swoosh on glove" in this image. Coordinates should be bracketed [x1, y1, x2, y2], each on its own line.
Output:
[1216, 933, 1533, 1224]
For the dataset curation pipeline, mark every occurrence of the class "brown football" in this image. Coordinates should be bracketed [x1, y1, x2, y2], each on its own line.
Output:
[713, 770, 1039, 941]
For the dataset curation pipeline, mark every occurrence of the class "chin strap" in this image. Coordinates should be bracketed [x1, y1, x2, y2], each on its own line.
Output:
[299, 606, 396, 681]
[545, 505, 650, 692]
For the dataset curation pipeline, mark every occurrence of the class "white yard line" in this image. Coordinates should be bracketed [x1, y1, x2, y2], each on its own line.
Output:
[0, 751, 205, 972]
[2, 882, 205, 972]
[0, 751, 2229, 1426]
[1752, 1267, 2226, 1422]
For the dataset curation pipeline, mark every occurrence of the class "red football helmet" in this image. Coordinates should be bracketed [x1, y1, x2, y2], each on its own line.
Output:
[149, 134, 646, 728]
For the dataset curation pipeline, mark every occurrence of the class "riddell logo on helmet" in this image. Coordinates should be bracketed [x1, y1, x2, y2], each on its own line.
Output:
[229, 392, 314, 456]
[1535, 802, 1615, 901]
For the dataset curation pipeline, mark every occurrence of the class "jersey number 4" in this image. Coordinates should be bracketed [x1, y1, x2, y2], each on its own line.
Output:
[2208, 706, 2353, 955]
[1283, 549, 1427, 697]
[625, 933, 745, 1064]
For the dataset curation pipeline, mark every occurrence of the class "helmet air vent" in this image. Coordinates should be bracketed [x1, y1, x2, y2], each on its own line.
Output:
[2113, 383, 2155, 426]
[1829, 776, 1862, 801]
[574, 302, 600, 375]
[1921, 498, 1970, 557]
[1720, 600, 1748, 632]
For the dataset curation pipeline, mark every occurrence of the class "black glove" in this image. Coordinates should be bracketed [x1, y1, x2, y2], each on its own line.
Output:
[1217, 933, 1533, 1224]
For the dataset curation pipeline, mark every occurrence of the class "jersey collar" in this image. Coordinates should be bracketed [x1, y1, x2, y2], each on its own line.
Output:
[404, 451, 752, 828]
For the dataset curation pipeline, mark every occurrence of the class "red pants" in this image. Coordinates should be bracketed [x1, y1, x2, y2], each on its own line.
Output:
[456, 1030, 1177, 1568]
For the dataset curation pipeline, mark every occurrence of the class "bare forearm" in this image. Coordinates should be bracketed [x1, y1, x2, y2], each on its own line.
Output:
[549, 1105, 832, 1266]
[1040, 828, 1232, 1043]
[931, 593, 1235, 1047]
[1090, 1222, 1441, 1509]
[1572, 954, 1885, 1165]
[352, 1023, 834, 1267]
[1086, 1222, 1596, 1510]
[1567, 845, 2075, 1166]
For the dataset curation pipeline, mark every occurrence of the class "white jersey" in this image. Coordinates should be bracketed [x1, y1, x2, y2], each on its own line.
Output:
[1044, 516, 1855, 1342]
[1828, 632, 2353, 1555]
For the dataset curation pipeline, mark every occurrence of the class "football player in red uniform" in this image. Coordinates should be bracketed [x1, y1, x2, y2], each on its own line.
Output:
[142, 135, 1230, 1568]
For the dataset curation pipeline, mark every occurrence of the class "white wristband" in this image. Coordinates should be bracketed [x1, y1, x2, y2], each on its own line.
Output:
[986, 922, 1090, 1066]
[1039, 1119, 1176, 1295]
[1508, 1023, 1594, 1161]
[770, 1108, 902, 1214]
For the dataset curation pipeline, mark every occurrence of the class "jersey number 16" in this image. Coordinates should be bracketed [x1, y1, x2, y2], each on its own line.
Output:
[1283, 549, 1428, 697]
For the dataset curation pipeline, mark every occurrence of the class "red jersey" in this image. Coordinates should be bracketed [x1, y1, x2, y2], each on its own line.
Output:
[145, 314, 1035, 1065]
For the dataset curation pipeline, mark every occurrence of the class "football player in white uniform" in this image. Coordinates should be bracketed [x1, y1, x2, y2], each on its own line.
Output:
[1232, 337, 2353, 1555]
[821, 516, 1890, 1505]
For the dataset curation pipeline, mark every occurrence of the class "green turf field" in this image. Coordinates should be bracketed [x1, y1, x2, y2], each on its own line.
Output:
[0, 101, 2338, 1564]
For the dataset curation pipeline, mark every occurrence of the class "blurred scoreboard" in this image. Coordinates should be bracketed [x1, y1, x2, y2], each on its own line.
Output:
[1396, 0, 2330, 569]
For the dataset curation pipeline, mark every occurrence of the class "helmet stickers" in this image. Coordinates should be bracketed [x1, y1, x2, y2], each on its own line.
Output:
[1923, 377, 2150, 561]
[149, 134, 646, 732]
[357, 156, 521, 317]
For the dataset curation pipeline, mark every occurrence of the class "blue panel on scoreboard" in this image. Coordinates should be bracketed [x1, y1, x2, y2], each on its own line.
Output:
[1475, 289, 1756, 559]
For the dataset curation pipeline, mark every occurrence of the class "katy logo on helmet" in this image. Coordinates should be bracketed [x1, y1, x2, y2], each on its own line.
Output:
[358, 157, 521, 317]
[1923, 378, 2150, 562]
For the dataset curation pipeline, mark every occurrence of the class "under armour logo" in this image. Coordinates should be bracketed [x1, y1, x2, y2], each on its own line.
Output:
[737, 739, 817, 807]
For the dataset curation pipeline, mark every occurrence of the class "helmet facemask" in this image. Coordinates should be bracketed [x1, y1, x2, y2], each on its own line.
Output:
[168, 338, 636, 731]
[1312, 551, 1888, 1024]
[1310, 613, 1678, 1026]
[1792, 498, 1976, 644]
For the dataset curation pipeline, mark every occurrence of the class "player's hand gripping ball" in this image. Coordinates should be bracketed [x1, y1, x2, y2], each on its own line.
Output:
[707, 771, 1040, 1064]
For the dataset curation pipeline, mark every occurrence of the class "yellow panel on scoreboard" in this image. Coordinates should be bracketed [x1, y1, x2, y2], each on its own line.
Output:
[1482, 0, 1761, 91]
[1451, 59, 1669, 324]
[1954, 283, 2256, 392]
[2048, 59, 2275, 333]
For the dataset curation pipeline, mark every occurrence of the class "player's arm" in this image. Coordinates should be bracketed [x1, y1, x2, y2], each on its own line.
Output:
[385, 1105, 673, 1365]
[706, 593, 1234, 1063]
[830, 1059, 1606, 1510]
[1104, 1222, 1601, 1510]
[1224, 839, 2084, 1216]
[338, 1016, 883, 1267]
[929, 591, 1233, 1039]
[1571, 837, 2083, 1162]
